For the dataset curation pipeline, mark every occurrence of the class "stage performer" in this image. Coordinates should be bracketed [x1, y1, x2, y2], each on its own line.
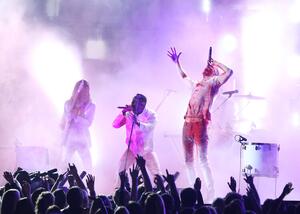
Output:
[167, 47, 233, 200]
[113, 93, 161, 176]
[61, 79, 95, 170]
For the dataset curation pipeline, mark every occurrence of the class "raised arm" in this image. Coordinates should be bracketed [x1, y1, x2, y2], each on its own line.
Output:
[167, 47, 186, 78]
[211, 59, 233, 85]
[112, 105, 132, 128]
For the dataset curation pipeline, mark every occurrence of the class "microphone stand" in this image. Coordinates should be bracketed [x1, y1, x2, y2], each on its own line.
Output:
[211, 94, 232, 113]
[234, 135, 247, 193]
[123, 113, 137, 172]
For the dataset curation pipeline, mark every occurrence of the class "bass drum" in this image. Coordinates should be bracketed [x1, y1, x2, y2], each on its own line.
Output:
[241, 143, 280, 178]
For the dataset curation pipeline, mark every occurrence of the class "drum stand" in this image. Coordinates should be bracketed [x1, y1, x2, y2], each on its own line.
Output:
[236, 136, 247, 193]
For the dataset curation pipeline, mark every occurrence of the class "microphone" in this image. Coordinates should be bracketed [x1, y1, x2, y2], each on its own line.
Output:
[222, 90, 239, 96]
[208, 46, 212, 65]
[238, 135, 247, 142]
[117, 106, 128, 109]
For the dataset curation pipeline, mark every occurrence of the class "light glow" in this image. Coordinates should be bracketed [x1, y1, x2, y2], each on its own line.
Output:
[27, 32, 83, 113]
[291, 112, 300, 127]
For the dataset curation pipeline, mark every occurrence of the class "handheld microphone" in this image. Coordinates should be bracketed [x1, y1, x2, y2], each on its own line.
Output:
[208, 46, 212, 65]
[222, 90, 239, 96]
[238, 135, 247, 142]
[117, 106, 128, 109]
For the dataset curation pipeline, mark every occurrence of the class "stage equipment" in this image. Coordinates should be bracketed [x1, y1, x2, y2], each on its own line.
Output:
[241, 142, 279, 178]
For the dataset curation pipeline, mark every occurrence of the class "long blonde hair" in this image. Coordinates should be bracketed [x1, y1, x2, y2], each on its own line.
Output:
[70, 80, 91, 107]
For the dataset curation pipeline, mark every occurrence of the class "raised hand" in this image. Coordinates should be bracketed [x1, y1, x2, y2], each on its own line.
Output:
[68, 163, 78, 176]
[163, 169, 175, 184]
[129, 164, 139, 181]
[154, 174, 165, 192]
[3, 171, 14, 184]
[136, 155, 146, 169]
[228, 176, 237, 192]
[122, 105, 132, 115]
[244, 174, 254, 185]
[86, 174, 95, 191]
[194, 177, 202, 191]
[282, 182, 293, 196]
[167, 47, 182, 64]
[57, 171, 68, 183]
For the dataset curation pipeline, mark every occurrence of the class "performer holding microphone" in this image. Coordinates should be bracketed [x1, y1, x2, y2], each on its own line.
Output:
[167, 47, 233, 201]
[60, 80, 95, 170]
[113, 93, 161, 176]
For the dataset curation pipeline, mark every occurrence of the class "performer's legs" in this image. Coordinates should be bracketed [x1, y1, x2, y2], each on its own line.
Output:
[144, 151, 162, 176]
[115, 149, 136, 188]
[183, 122, 196, 186]
[62, 145, 76, 167]
[118, 149, 136, 172]
[196, 122, 215, 201]
[78, 146, 92, 172]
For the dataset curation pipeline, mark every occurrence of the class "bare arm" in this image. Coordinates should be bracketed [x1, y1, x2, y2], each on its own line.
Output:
[212, 59, 233, 85]
[167, 47, 195, 87]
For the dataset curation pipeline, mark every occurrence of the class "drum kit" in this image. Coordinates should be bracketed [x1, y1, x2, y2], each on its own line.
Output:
[217, 92, 280, 178]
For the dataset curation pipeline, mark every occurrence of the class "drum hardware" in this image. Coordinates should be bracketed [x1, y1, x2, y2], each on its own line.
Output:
[235, 93, 266, 100]
[235, 134, 248, 193]
[241, 143, 279, 178]
[241, 142, 280, 198]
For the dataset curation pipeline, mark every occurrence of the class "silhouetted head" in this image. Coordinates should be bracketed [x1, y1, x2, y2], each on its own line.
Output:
[131, 94, 147, 115]
[99, 195, 113, 210]
[32, 187, 46, 207]
[113, 188, 130, 206]
[114, 206, 129, 214]
[46, 205, 62, 214]
[126, 201, 143, 214]
[90, 196, 106, 214]
[195, 205, 217, 214]
[144, 193, 165, 214]
[224, 198, 245, 214]
[15, 197, 34, 214]
[161, 193, 175, 214]
[35, 191, 54, 214]
[212, 197, 225, 214]
[224, 192, 243, 205]
[1, 189, 21, 214]
[66, 186, 83, 208]
[180, 188, 197, 208]
[53, 189, 66, 209]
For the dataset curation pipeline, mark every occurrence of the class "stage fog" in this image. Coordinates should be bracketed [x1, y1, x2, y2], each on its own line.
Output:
[0, 0, 300, 202]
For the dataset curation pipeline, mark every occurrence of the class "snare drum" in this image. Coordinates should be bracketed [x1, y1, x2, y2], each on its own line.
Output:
[241, 142, 279, 178]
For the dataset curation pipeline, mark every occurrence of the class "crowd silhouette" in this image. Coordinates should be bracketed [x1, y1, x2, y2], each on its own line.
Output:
[0, 156, 297, 214]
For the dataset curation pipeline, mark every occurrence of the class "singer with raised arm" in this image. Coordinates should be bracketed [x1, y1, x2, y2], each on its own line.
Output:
[113, 94, 161, 177]
[167, 47, 233, 202]
[60, 80, 95, 170]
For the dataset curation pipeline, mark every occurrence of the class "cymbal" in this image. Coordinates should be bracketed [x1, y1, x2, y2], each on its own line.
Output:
[235, 94, 265, 100]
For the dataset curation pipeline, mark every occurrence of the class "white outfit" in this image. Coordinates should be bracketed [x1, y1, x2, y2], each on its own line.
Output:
[62, 100, 95, 169]
[113, 108, 161, 175]
[182, 70, 233, 201]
